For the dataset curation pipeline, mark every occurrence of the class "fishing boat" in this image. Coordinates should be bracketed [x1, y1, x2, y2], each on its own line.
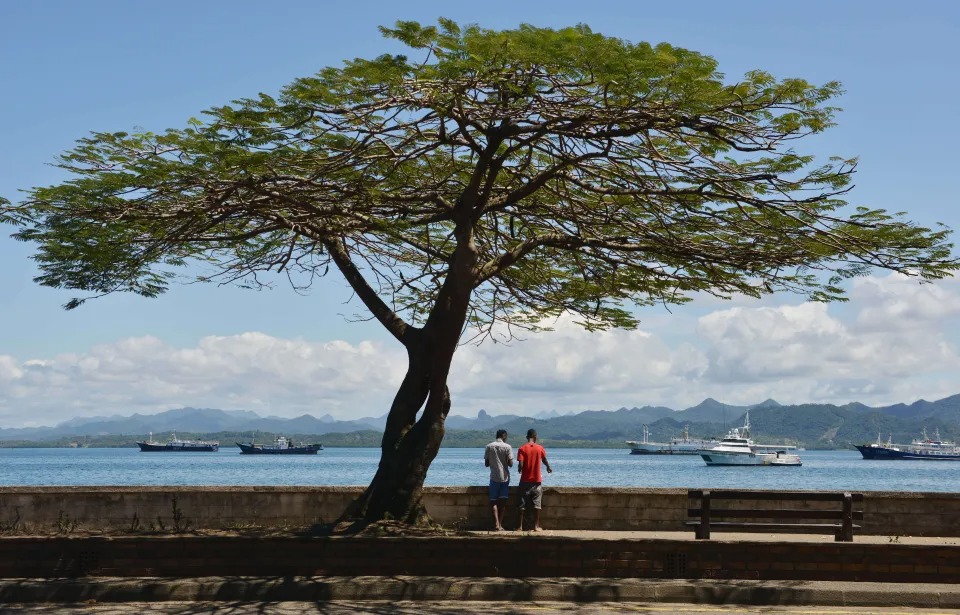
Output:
[856, 429, 960, 461]
[626, 424, 719, 455]
[235, 435, 322, 455]
[699, 413, 801, 466]
[136, 432, 219, 452]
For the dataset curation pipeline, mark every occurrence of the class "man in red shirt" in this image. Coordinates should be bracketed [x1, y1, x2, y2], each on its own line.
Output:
[516, 428, 553, 531]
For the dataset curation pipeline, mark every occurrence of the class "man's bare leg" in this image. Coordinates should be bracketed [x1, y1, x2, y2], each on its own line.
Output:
[491, 502, 502, 530]
[533, 508, 543, 531]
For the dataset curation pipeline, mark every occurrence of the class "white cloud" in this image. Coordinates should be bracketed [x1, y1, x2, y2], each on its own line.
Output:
[0, 274, 957, 428]
[691, 274, 960, 404]
[852, 274, 960, 331]
[0, 333, 407, 427]
[452, 315, 708, 413]
[0, 356, 23, 382]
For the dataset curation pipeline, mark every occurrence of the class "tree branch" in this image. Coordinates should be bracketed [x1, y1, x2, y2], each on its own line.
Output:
[323, 236, 415, 344]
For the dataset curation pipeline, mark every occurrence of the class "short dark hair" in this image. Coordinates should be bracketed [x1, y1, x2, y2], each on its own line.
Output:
[526, 429, 537, 440]
[495, 429, 507, 440]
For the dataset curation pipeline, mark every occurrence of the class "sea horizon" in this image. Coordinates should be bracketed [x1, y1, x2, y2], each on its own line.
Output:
[2, 447, 958, 494]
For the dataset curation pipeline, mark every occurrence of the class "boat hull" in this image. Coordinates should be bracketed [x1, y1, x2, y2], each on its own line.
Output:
[701, 451, 801, 466]
[856, 444, 960, 461]
[236, 442, 322, 455]
[629, 444, 708, 455]
[701, 452, 764, 465]
[766, 453, 803, 466]
[136, 442, 219, 452]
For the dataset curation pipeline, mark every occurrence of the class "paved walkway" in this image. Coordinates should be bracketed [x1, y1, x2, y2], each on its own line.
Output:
[3, 576, 960, 608]
[465, 529, 960, 544]
[5, 601, 960, 614]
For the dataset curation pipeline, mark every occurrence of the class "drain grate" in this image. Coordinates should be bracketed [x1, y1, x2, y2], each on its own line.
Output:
[664, 552, 687, 577]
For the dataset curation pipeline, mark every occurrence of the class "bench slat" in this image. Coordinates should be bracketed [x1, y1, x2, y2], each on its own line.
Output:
[685, 521, 862, 531]
[687, 508, 863, 520]
[688, 490, 864, 502]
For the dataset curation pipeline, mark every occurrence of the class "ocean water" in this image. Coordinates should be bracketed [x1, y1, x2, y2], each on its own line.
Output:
[1, 447, 959, 492]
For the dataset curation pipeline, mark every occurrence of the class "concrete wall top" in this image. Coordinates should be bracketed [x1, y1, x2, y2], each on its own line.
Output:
[0, 485, 956, 498]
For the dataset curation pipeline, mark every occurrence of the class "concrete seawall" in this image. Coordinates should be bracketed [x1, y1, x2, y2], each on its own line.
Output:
[1, 533, 959, 583]
[2, 486, 959, 536]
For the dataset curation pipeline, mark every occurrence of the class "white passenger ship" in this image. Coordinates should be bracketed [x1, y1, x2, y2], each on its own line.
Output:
[699, 413, 801, 466]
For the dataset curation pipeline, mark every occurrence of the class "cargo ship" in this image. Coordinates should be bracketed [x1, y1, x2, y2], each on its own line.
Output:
[856, 429, 960, 461]
[136, 432, 219, 452]
[236, 435, 322, 455]
[626, 424, 719, 455]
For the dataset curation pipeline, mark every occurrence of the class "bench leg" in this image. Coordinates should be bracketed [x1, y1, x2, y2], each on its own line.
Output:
[698, 491, 711, 539]
[835, 528, 853, 542]
[837, 492, 853, 541]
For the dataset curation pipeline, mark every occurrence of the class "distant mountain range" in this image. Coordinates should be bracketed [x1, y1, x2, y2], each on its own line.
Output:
[0, 407, 383, 440]
[4, 394, 960, 448]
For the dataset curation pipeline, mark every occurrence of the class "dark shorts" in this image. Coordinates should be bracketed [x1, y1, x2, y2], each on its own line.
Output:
[518, 481, 542, 510]
[488, 480, 510, 501]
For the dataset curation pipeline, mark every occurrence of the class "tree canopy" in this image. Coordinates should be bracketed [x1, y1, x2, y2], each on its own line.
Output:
[4, 20, 956, 525]
[8, 21, 955, 333]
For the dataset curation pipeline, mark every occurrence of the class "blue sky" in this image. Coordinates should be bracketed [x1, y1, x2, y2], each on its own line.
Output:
[0, 1, 958, 427]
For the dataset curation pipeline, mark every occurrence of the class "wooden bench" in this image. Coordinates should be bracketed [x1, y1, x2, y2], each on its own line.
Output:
[687, 489, 864, 542]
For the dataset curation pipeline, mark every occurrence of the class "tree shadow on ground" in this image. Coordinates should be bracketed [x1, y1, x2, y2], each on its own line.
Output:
[297, 519, 455, 538]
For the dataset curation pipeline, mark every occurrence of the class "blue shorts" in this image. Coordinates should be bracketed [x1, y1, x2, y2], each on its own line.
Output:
[489, 480, 510, 501]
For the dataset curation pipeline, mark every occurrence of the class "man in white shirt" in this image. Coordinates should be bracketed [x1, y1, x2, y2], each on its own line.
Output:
[483, 429, 514, 531]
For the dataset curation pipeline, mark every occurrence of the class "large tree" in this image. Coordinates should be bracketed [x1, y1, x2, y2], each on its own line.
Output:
[3, 21, 956, 527]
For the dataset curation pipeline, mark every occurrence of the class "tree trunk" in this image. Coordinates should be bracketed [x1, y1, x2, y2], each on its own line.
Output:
[346, 389, 449, 526]
[340, 320, 460, 528]
[338, 208, 480, 531]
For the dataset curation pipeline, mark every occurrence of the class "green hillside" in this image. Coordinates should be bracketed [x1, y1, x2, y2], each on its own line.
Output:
[4, 396, 960, 449]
